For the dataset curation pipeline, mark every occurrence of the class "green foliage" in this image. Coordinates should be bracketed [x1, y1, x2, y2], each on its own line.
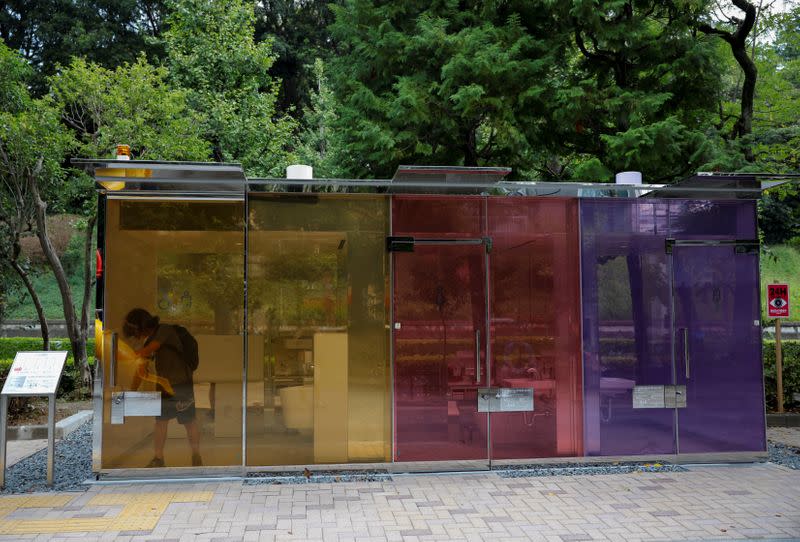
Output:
[763, 340, 800, 411]
[549, 0, 723, 182]
[328, 2, 557, 177]
[0, 337, 95, 366]
[49, 56, 209, 161]
[163, 0, 296, 176]
[0, 42, 32, 112]
[296, 59, 350, 178]
[0, 1, 166, 95]
[254, 0, 336, 114]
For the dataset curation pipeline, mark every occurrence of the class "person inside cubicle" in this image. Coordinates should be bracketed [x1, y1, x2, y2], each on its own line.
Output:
[122, 308, 202, 468]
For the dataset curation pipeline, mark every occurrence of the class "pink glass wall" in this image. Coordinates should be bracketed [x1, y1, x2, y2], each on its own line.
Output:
[392, 196, 488, 461]
[487, 198, 583, 458]
[392, 196, 583, 462]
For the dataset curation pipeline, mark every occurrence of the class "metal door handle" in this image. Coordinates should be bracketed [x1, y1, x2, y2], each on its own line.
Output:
[683, 328, 690, 379]
[475, 330, 481, 382]
[110, 332, 118, 388]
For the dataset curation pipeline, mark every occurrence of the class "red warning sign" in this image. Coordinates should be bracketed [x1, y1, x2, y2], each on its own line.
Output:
[768, 284, 790, 318]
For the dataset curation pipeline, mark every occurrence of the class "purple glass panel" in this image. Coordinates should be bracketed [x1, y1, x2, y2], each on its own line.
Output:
[668, 200, 757, 239]
[673, 246, 765, 452]
[488, 198, 583, 458]
[393, 244, 488, 462]
[580, 200, 676, 456]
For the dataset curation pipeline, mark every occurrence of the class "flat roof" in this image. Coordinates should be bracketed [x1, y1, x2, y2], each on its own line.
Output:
[73, 159, 799, 199]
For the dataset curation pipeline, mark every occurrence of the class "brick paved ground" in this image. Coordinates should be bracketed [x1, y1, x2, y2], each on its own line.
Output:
[0, 462, 797, 541]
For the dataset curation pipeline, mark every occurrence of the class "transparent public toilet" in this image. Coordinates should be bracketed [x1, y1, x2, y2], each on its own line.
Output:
[78, 159, 769, 475]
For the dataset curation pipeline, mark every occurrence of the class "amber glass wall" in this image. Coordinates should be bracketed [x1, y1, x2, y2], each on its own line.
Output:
[102, 198, 245, 468]
[246, 194, 391, 465]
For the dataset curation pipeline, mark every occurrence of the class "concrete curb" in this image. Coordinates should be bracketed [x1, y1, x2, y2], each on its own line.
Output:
[766, 412, 800, 427]
[5, 409, 93, 440]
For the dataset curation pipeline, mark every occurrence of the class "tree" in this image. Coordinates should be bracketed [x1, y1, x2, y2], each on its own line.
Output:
[327, 1, 560, 178]
[0, 1, 167, 95]
[750, 4, 800, 172]
[11, 54, 210, 386]
[163, 0, 297, 177]
[254, 0, 337, 115]
[546, 0, 725, 182]
[699, 0, 758, 153]
[0, 99, 77, 365]
[0, 42, 54, 348]
[50, 56, 210, 162]
[296, 59, 350, 178]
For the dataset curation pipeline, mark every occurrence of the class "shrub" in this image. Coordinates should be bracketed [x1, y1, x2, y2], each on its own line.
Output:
[763, 340, 800, 411]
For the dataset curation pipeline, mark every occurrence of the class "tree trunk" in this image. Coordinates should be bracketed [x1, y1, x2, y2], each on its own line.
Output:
[9, 258, 49, 350]
[698, 0, 757, 160]
[29, 171, 91, 387]
[732, 45, 757, 144]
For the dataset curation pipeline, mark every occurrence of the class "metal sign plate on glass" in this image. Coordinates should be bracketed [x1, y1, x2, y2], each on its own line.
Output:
[1, 352, 67, 396]
[123, 391, 162, 416]
[477, 388, 534, 412]
[632, 385, 666, 409]
[110, 391, 125, 424]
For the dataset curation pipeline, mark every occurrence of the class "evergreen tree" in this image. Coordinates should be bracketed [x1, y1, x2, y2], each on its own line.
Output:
[549, 0, 725, 182]
[328, 0, 560, 178]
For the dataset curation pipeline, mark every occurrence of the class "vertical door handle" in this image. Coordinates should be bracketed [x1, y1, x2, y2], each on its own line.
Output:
[475, 329, 481, 382]
[110, 332, 118, 388]
[683, 327, 690, 379]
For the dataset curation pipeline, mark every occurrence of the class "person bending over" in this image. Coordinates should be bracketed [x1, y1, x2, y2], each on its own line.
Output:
[123, 308, 202, 467]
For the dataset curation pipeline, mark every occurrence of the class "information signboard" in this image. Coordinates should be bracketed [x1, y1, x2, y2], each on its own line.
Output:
[1, 351, 67, 396]
[0, 351, 67, 488]
[768, 284, 790, 318]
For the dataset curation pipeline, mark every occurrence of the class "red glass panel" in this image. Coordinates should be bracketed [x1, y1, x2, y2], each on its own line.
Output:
[393, 244, 488, 461]
[392, 195, 485, 237]
[488, 198, 583, 459]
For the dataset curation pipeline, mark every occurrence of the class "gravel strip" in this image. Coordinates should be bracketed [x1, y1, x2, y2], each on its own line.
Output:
[1, 421, 91, 494]
[496, 462, 687, 478]
[768, 441, 800, 470]
[246, 469, 392, 485]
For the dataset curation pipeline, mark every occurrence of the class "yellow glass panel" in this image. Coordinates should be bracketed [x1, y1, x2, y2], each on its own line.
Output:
[101, 199, 244, 468]
[246, 194, 391, 465]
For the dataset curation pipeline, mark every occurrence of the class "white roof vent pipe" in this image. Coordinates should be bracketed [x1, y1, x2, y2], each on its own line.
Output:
[615, 171, 642, 185]
[286, 164, 313, 179]
[615, 171, 642, 198]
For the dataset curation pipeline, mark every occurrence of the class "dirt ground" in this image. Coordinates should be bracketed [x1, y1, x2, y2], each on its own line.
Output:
[8, 399, 92, 426]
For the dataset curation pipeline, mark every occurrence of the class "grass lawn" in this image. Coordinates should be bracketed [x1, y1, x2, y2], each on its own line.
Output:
[760, 245, 800, 321]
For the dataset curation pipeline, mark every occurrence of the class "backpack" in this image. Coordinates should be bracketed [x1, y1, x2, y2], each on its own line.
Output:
[173, 325, 199, 372]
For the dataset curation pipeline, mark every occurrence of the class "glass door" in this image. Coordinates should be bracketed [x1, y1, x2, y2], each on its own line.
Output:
[393, 241, 489, 465]
[672, 243, 766, 454]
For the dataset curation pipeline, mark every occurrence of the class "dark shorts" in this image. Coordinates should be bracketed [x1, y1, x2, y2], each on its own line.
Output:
[157, 384, 196, 425]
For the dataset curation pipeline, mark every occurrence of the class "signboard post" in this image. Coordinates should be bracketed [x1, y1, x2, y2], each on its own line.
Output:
[768, 284, 789, 413]
[0, 351, 67, 488]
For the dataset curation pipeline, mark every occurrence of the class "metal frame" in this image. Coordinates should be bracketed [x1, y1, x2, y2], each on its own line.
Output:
[242, 185, 249, 467]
